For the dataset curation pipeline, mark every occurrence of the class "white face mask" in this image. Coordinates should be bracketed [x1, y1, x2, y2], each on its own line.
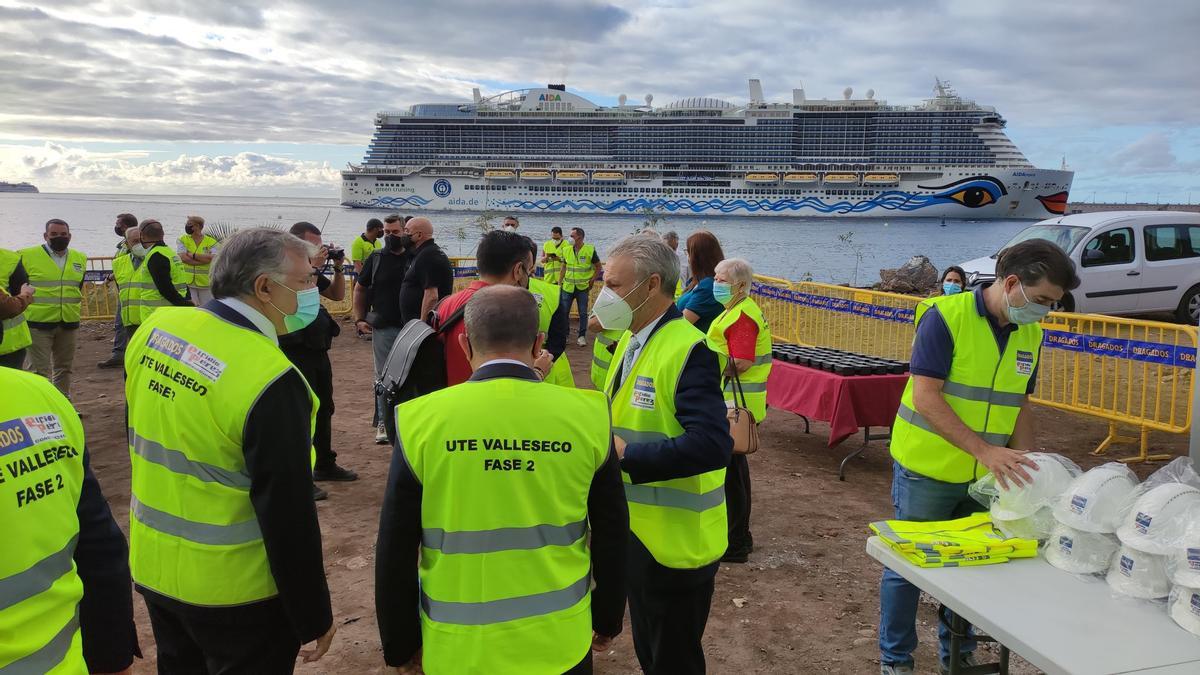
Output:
[591, 276, 650, 331]
[131, 243, 148, 257]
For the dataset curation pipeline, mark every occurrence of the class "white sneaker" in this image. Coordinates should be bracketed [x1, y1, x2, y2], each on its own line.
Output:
[576, 335, 587, 347]
[881, 664, 914, 675]
[375, 424, 388, 445]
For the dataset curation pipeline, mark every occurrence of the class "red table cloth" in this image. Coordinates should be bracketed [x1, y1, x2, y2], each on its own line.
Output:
[766, 360, 910, 447]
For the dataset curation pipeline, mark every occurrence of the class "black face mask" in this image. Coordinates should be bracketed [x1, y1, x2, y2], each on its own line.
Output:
[114, 225, 125, 237]
[47, 237, 70, 252]
[385, 234, 406, 252]
[185, 224, 195, 235]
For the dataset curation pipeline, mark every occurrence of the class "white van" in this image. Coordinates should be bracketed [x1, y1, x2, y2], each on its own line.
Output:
[960, 211, 1200, 323]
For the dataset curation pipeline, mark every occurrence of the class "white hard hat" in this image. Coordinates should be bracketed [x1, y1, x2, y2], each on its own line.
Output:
[1166, 513, 1200, 587]
[1052, 464, 1139, 533]
[1116, 483, 1200, 555]
[993, 508, 1056, 541]
[1106, 545, 1171, 600]
[1045, 522, 1120, 575]
[1168, 586, 1200, 638]
[991, 453, 1078, 521]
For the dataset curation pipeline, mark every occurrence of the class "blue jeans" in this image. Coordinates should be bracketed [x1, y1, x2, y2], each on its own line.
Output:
[561, 287, 590, 338]
[371, 325, 402, 427]
[879, 462, 981, 667]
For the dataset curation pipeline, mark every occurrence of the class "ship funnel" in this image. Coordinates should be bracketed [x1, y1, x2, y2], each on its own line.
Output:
[472, 87, 482, 103]
[792, 88, 805, 105]
[748, 78, 764, 104]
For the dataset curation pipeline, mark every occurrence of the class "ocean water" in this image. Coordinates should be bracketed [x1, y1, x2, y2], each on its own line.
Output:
[0, 192, 1035, 284]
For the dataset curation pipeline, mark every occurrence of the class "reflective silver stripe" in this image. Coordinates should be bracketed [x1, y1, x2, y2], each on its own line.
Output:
[423, 520, 586, 554]
[0, 609, 79, 675]
[597, 334, 617, 346]
[1, 314, 24, 329]
[624, 482, 726, 512]
[131, 495, 262, 546]
[0, 536, 77, 611]
[723, 381, 766, 393]
[121, 282, 158, 290]
[421, 573, 590, 625]
[942, 381, 1025, 408]
[613, 428, 669, 444]
[29, 280, 76, 288]
[592, 354, 609, 369]
[754, 354, 773, 365]
[29, 297, 81, 305]
[896, 403, 1011, 447]
[129, 429, 251, 489]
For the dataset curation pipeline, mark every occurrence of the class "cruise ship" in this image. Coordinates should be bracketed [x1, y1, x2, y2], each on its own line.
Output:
[341, 79, 1071, 218]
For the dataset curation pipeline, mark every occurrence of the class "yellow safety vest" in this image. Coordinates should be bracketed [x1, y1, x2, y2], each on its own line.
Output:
[111, 254, 144, 328]
[177, 234, 219, 288]
[18, 246, 86, 325]
[0, 367, 87, 674]
[126, 307, 316, 606]
[0, 249, 32, 355]
[541, 238, 566, 284]
[529, 278, 574, 387]
[914, 294, 955, 325]
[890, 291, 1042, 483]
[396, 375, 610, 674]
[606, 317, 727, 569]
[706, 297, 773, 422]
[351, 235, 382, 265]
[560, 243, 596, 293]
[590, 329, 624, 390]
[131, 246, 189, 325]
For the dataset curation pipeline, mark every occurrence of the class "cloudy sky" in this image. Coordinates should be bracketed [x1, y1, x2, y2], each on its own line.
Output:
[0, 0, 1196, 202]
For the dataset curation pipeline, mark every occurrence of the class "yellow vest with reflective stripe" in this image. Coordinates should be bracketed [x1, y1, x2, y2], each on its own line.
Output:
[126, 307, 316, 606]
[177, 234, 218, 288]
[0, 368, 87, 674]
[397, 375, 609, 674]
[590, 329, 623, 390]
[706, 297, 773, 422]
[560, 243, 596, 293]
[914, 294, 954, 325]
[18, 246, 86, 325]
[542, 238, 565, 284]
[131, 246, 189, 324]
[606, 317, 727, 569]
[529, 278, 574, 387]
[0, 249, 32, 355]
[111, 254, 143, 327]
[890, 291, 1042, 483]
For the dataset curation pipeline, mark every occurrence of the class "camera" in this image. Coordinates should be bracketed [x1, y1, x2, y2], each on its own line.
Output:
[326, 245, 345, 263]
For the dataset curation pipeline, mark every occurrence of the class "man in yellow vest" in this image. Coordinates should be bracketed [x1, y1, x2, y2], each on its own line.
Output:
[177, 215, 219, 305]
[125, 227, 336, 671]
[879, 240, 1079, 675]
[98, 212, 142, 369]
[132, 219, 192, 328]
[376, 285, 628, 674]
[597, 235, 732, 674]
[1, 366, 140, 674]
[98, 226, 144, 367]
[20, 219, 87, 397]
[524, 237, 574, 386]
[351, 217, 385, 275]
[559, 226, 602, 347]
[0, 248, 34, 368]
[541, 225, 566, 283]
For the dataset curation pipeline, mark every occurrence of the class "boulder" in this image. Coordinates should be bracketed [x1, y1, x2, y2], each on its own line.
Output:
[876, 255, 938, 294]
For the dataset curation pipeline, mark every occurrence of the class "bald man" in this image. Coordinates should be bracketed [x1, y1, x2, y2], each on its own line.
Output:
[399, 217, 453, 324]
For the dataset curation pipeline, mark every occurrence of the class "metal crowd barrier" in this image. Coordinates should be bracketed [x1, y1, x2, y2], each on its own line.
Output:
[751, 275, 1197, 463]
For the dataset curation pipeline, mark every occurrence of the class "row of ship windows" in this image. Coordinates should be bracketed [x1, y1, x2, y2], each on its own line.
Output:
[444, 185, 964, 197]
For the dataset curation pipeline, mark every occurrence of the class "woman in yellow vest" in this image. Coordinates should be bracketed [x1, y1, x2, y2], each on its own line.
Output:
[177, 215, 219, 305]
[704, 258, 772, 564]
[880, 240, 1079, 675]
[914, 265, 968, 325]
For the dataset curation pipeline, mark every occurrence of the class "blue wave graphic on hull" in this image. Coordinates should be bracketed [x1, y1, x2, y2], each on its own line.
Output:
[498, 189, 985, 214]
[355, 195, 432, 208]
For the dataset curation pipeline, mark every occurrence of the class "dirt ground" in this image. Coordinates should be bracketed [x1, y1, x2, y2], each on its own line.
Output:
[66, 319, 1192, 675]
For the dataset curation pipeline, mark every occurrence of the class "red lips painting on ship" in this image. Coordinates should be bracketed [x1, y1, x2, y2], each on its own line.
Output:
[1037, 191, 1069, 214]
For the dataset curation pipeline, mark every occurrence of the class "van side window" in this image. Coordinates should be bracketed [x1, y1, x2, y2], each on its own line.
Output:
[1082, 227, 1135, 267]
[1144, 225, 1200, 261]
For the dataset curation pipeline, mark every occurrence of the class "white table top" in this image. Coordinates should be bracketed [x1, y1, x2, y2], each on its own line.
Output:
[867, 536, 1200, 675]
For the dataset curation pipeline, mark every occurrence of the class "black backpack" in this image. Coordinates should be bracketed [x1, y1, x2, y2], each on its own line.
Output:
[375, 303, 465, 442]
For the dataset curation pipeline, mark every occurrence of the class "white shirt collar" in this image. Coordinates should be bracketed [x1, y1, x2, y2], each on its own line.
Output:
[44, 243, 67, 258]
[479, 358, 529, 369]
[216, 297, 278, 344]
[632, 308, 669, 349]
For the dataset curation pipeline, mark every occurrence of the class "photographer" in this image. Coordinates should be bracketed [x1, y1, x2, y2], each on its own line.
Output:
[281, 222, 357, 500]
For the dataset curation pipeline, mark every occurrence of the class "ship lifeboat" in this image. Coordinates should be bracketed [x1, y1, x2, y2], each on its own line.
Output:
[864, 173, 900, 184]
[823, 173, 859, 184]
[521, 170, 551, 181]
[592, 171, 625, 182]
[484, 169, 516, 180]
[744, 172, 779, 184]
[556, 170, 588, 182]
[783, 173, 818, 184]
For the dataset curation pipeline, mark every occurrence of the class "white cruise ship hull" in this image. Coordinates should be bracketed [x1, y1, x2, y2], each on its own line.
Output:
[341, 168, 1072, 219]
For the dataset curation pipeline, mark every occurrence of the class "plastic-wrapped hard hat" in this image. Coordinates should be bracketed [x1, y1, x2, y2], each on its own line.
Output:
[1107, 545, 1171, 600]
[1168, 586, 1200, 638]
[1052, 463, 1139, 533]
[993, 507, 1056, 541]
[1166, 511, 1200, 587]
[1045, 522, 1120, 575]
[1116, 483, 1200, 555]
[989, 453, 1080, 521]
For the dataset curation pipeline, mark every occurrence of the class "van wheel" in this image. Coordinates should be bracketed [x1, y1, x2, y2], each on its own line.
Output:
[1052, 292, 1075, 313]
[1177, 285, 1200, 325]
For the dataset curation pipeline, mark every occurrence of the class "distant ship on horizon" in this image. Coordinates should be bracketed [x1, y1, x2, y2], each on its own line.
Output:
[341, 78, 1071, 219]
[0, 181, 39, 193]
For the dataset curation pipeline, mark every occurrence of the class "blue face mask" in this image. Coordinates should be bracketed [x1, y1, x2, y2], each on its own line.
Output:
[942, 281, 963, 296]
[269, 280, 321, 333]
[1005, 282, 1052, 325]
[712, 281, 734, 305]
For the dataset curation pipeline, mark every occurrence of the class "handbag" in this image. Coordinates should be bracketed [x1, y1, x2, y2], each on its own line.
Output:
[725, 368, 759, 455]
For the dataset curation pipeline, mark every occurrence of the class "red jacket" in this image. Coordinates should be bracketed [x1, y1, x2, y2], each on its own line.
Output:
[435, 280, 492, 386]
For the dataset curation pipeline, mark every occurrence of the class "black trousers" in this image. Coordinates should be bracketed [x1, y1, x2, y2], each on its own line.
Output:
[145, 596, 301, 675]
[282, 347, 336, 469]
[0, 348, 25, 369]
[725, 453, 753, 553]
[627, 536, 718, 675]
